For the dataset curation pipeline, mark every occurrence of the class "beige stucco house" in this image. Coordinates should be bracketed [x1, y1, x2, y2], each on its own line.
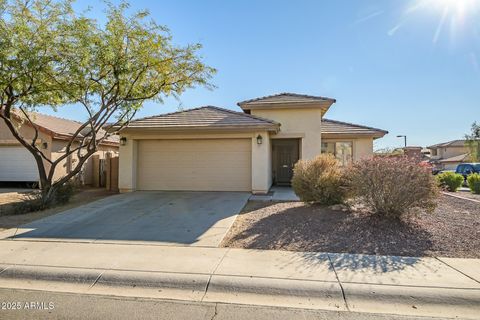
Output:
[428, 140, 470, 170]
[118, 93, 387, 194]
[0, 112, 119, 184]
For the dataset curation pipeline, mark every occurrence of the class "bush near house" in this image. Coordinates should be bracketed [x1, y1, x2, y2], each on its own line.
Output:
[467, 173, 480, 194]
[347, 157, 439, 219]
[292, 154, 347, 205]
[436, 172, 464, 192]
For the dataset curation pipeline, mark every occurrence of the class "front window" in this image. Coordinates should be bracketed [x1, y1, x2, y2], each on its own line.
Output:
[321, 141, 353, 165]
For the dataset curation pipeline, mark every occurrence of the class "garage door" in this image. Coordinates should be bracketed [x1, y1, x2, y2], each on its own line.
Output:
[137, 139, 252, 191]
[0, 146, 39, 182]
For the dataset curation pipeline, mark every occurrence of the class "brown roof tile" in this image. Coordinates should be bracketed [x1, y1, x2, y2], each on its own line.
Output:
[125, 106, 280, 131]
[321, 118, 388, 137]
[19, 112, 119, 144]
[427, 140, 467, 149]
[238, 92, 336, 107]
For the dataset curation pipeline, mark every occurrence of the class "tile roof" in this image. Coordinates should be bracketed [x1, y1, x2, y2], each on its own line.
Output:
[321, 119, 388, 137]
[19, 112, 119, 144]
[427, 140, 467, 149]
[237, 92, 336, 107]
[125, 106, 280, 131]
[439, 153, 470, 163]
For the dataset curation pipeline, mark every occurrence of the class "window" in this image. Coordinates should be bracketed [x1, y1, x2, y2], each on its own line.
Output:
[321, 141, 353, 166]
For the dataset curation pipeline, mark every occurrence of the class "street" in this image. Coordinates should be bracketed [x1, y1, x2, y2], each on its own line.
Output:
[0, 288, 456, 320]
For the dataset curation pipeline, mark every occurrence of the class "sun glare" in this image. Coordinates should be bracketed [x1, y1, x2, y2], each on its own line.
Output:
[396, 0, 480, 43]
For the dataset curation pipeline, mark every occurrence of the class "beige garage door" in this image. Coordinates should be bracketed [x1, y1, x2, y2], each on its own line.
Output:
[137, 139, 252, 191]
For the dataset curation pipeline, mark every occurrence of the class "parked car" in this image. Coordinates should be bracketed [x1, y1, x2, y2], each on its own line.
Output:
[455, 163, 480, 182]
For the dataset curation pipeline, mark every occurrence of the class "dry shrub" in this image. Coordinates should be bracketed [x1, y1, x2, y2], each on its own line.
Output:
[292, 154, 347, 205]
[347, 156, 439, 219]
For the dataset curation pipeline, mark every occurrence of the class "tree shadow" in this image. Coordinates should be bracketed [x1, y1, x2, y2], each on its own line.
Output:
[227, 202, 434, 272]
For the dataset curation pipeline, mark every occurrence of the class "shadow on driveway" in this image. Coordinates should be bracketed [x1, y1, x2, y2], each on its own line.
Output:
[6, 191, 250, 247]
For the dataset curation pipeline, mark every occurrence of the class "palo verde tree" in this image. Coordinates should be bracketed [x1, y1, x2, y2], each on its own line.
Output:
[465, 122, 480, 162]
[0, 0, 215, 206]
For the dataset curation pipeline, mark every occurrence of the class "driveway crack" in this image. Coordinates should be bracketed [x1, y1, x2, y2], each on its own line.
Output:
[201, 248, 229, 302]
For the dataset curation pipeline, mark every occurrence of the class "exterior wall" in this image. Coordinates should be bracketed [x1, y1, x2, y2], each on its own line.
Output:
[252, 131, 271, 194]
[118, 131, 272, 194]
[354, 138, 374, 160]
[251, 108, 323, 160]
[51, 140, 118, 184]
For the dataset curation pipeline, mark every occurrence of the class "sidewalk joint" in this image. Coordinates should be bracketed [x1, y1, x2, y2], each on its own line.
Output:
[435, 257, 480, 285]
[327, 253, 350, 311]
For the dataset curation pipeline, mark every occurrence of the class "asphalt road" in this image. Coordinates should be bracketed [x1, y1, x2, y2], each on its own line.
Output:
[0, 288, 457, 320]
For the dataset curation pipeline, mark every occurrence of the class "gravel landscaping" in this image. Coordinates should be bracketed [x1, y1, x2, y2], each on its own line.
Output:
[221, 195, 480, 258]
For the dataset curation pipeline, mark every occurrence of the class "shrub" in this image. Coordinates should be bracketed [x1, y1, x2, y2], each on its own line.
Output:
[436, 172, 464, 192]
[347, 156, 439, 219]
[53, 181, 76, 205]
[467, 173, 480, 194]
[292, 154, 347, 205]
[10, 193, 45, 215]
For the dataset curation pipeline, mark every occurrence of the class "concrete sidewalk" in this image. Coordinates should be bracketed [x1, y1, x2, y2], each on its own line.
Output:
[0, 240, 479, 319]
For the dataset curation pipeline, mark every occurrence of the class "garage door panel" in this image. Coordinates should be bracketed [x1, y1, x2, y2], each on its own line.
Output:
[0, 146, 39, 182]
[137, 139, 252, 191]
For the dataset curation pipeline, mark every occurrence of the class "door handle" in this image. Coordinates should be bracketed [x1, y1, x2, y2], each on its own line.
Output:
[282, 165, 288, 168]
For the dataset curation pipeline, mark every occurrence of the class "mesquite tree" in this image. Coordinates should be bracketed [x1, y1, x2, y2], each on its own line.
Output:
[465, 122, 480, 162]
[0, 0, 214, 205]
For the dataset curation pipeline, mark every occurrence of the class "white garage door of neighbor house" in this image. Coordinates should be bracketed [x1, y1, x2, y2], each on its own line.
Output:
[0, 146, 39, 182]
[137, 139, 252, 191]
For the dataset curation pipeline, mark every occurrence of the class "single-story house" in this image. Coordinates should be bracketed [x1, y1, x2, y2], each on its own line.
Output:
[0, 112, 119, 184]
[427, 139, 470, 170]
[118, 93, 388, 194]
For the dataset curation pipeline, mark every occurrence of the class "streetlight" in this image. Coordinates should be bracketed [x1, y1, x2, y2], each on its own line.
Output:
[396, 135, 407, 147]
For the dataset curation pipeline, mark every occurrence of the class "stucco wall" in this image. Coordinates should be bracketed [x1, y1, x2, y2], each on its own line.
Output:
[251, 108, 323, 160]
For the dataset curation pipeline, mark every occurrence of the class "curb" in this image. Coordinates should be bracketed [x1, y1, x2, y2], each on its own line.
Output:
[1, 264, 480, 319]
[442, 191, 480, 203]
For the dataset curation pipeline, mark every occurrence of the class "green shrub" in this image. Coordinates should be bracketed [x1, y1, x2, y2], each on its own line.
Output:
[467, 173, 480, 194]
[292, 154, 347, 205]
[53, 181, 76, 205]
[11, 193, 45, 215]
[436, 172, 464, 192]
[347, 156, 439, 219]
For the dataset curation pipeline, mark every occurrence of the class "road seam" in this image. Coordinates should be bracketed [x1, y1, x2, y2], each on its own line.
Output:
[327, 253, 350, 311]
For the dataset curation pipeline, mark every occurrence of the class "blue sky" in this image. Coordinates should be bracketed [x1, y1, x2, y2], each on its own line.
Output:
[43, 0, 480, 149]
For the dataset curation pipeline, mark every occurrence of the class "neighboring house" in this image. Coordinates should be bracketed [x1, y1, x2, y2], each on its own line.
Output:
[427, 140, 470, 170]
[0, 112, 119, 184]
[118, 93, 387, 194]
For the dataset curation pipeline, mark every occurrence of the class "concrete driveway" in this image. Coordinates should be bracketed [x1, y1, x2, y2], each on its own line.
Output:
[2, 192, 250, 247]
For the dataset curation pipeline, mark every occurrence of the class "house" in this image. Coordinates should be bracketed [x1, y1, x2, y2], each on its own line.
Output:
[0, 112, 119, 184]
[427, 140, 470, 170]
[118, 93, 388, 194]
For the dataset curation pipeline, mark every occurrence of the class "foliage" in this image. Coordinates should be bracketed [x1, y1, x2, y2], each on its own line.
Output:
[53, 181, 76, 204]
[465, 122, 480, 162]
[467, 173, 480, 194]
[436, 172, 464, 192]
[11, 193, 45, 215]
[0, 0, 215, 206]
[292, 154, 347, 205]
[347, 156, 439, 219]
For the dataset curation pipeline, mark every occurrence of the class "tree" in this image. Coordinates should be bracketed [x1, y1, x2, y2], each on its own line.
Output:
[465, 122, 480, 162]
[0, 0, 215, 206]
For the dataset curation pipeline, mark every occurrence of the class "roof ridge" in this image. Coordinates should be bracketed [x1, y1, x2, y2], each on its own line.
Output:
[205, 106, 280, 125]
[129, 106, 210, 123]
[237, 92, 336, 106]
[322, 118, 388, 133]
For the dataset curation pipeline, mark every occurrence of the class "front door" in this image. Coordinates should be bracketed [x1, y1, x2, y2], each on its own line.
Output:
[272, 139, 300, 185]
